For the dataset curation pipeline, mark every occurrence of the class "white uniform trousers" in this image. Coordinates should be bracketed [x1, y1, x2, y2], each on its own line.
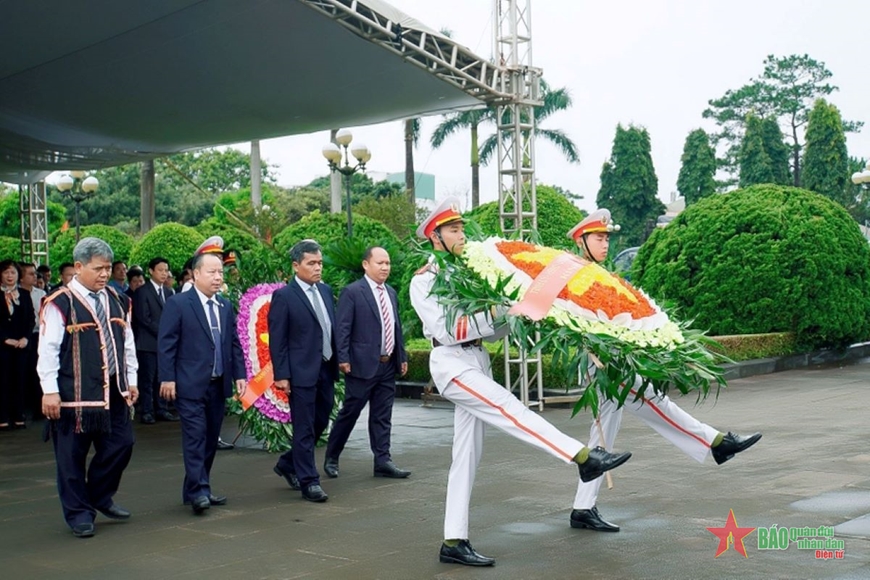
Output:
[572, 378, 719, 509]
[436, 346, 585, 540]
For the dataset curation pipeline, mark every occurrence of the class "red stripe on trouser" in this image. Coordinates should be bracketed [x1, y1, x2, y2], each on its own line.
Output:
[629, 388, 710, 448]
[452, 378, 574, 461]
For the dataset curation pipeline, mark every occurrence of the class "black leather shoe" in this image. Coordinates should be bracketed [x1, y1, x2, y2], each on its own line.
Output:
[140, 413, 156, 425]
[192, 495, 211, 514]
[324, 456, 340, 478]
[97, 503, 131, 520]
[570, 506, 619, 532]
[301, 484, 328, 503]
[207, 494, 227, 506]
[217, 438, 234, 451]
[274, 465, 300, 490]
[156, 410, 180, 422]
[72, 522, 95, 538]
[439, 540, 495, 567]
[374, 461, 411, 479]
[712, 431, 762, 465]
[578, 447, 632, 482]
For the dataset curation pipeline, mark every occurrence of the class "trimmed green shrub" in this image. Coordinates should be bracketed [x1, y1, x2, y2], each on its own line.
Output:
[465, 184, 586, 250]
[0, 236, 23, 261]
[633, 184, 870, 349]
[129, 223, 205, 275]
[50, 225, 135, 266]
[710, 332, 799, 361]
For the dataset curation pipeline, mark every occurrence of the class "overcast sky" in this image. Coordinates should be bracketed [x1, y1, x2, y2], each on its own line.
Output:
[242, 0, 868, 213]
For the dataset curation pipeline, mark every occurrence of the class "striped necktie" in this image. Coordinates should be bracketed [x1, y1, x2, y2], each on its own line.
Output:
[89, 292, 117, 376]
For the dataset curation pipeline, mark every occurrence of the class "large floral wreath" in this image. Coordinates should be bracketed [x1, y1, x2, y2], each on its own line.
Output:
[428, 237, 727, 417]
[227, 283, 344, 451]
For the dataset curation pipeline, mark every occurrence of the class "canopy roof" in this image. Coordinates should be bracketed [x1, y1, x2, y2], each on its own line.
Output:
[0, 0, 502, 183]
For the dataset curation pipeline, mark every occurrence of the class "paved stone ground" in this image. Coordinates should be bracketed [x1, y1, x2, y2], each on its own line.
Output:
[1, 359, 869, 579]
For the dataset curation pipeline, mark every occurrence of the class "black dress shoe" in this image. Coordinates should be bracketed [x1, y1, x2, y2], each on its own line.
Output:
[207, 494, 227, 506]
[373, 461, 411, 479]
[274, 465, 300, 490]
[71, 522, 95, 538]
[192, 495, 211, 514]
[140, 413, 156, 425]
[570, 506, 619, 532]
[712, 431, 762, 465]
[578, 447, 632, 482]
[301, 484, 328, 503]
[97, 503, 131, 520]
[156, 410, 180, 422]
[217, 438, 234, 451]
[324, 456, 339, 478]
[439, 540, 495, 567]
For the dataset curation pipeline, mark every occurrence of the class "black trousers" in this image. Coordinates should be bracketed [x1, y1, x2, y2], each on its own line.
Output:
[276, 360, 335, 488]
[52, 379, 135, 528]
[136, 350, 167, 416]
[174, 378, 225, 502]
[0, 343, 28, 424]
[326, 361, 397, 466]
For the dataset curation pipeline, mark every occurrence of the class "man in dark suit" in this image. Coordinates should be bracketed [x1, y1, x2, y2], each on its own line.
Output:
[269, 239, 338, 503]
[158, 250, 246, 515]
[323, 247, 410, 480]
[132, 257, 178, 424]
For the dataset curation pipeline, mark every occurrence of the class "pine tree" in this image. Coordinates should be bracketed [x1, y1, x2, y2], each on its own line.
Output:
[760, 118, 791, 185]
[677, 129, 717, 206]
[802, 99, 850, 207]
[595, 125, 665, 248]
[738, 115, 775, 188]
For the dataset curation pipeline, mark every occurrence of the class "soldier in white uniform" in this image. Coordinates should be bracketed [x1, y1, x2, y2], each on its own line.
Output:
[410, 198, 633, 567]
[567, 209, 762, 533]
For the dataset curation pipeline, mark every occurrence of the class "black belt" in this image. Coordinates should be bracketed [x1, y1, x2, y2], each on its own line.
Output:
[432, 338, 482, 349]
[379, 355, 391, 363]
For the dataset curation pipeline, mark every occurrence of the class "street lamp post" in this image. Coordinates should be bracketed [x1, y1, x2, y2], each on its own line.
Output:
[851, 161, 870, 187]
[322, 129, 371, 238]
[56, 171, 99, 242]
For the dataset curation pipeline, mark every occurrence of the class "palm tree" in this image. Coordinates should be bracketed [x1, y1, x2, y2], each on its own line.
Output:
[404, 118, 420, 204]
[478, 79, 580, 167]
[430, 79, 579, 208]
[430, 108, 495, 208]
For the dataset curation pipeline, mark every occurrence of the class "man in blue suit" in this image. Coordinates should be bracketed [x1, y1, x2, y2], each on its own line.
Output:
[158, 250, 246, 515]
[269, 239, 338, 503]
[323, 247, 410, 480]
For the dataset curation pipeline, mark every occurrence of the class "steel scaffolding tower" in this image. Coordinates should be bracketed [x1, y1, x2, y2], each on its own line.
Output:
[19, 182, 50, 265]
[494, 0, 548, 409]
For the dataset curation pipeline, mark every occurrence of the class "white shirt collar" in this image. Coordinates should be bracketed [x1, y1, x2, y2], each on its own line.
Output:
[151, 280, 164, 293]
[193, 286, 220, 307]
[364, 274, 385, 291]
[70, 276, 101, 299]
[295, 277, 315, 293]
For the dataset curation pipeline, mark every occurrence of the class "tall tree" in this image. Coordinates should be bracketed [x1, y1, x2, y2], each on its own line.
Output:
[403, 118, 420, 204]
[802, 99, 850, 207]
[738, 115, 775, 188]
[430, 108, 493, 208]
[760, 117, 791, 185]
[595, 124, 665, 248]
[703, 54, 862, 187]
[477, 79, 580, 167]
[846, 157, 870, 224]
[677, 128, 717, 205]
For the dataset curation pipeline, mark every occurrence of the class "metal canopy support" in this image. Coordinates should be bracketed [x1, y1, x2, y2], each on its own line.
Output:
[494, 0, 554, 410]
[19, 181, 49, 265]
[301, 0, 508, 104]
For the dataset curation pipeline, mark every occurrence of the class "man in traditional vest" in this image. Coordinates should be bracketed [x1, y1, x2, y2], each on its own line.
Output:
[566, 209, 762, 533]
[38, 237, 139, 538]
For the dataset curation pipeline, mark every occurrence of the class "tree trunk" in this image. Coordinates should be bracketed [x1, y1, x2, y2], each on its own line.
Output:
[329, 129, 342, 213]
[470, 121, 480, 208]
[404, 119, 416, 204]
[251, 139, 262, 208]
[140, 160, 155, 234]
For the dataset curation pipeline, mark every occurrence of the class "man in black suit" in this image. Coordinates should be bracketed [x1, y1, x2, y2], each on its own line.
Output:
[158, 250, 246, 515]
[132, 257, 178, 424]
[323, 247, 410, 480]
[269, 239, 338, 503]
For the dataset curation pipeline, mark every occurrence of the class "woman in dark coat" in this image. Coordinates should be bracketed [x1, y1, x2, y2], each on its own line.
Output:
[1, 260, 35, 429]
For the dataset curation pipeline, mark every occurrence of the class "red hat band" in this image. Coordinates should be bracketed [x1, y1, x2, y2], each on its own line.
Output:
[424, 208, 462, 238]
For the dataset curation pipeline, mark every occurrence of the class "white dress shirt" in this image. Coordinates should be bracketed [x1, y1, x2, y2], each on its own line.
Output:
[194, 286, 221, 332]
[363, 275, 396, 356]
[37, 277, 138, 395]
[294, 277, 331, 324]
